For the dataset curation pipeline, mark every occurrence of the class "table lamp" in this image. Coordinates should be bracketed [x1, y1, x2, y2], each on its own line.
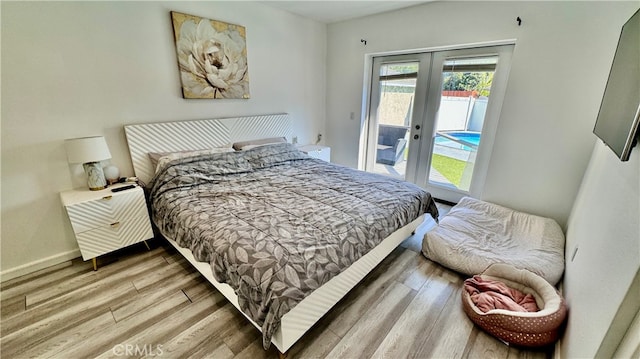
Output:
[65, 136, 112, 190]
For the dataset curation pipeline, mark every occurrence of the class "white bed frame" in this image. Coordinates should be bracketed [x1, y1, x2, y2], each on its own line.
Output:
[124, 114, 426, 353]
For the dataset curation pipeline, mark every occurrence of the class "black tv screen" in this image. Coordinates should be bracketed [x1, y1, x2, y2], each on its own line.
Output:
[593, 9, 640, 161]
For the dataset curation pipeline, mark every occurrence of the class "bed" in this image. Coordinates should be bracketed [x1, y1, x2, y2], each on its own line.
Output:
[124, 114, 439, 353]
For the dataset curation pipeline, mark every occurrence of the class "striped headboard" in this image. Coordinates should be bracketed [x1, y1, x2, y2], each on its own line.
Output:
[124, 113, 292, 184]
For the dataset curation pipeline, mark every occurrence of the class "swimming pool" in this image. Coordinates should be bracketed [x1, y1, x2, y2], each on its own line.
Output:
[435, 131, 481, 151]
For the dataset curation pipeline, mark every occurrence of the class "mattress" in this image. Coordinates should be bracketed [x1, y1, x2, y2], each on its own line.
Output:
[148, 143, 439, 348]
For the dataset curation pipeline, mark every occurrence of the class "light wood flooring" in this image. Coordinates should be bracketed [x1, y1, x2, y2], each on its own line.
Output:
[0, 204, 553, 359]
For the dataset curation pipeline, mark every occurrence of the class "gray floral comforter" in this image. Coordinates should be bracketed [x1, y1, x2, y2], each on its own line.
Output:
[148, 143, 438, 348]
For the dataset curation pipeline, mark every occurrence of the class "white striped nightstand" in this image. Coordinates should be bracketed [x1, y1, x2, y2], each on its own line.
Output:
[60, 183, 153, 270]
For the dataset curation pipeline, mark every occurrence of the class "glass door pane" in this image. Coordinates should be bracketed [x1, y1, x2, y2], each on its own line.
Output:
[428, 56, 498, 191]
[362, 45, 512, 203]
[370, 62, 417, 180]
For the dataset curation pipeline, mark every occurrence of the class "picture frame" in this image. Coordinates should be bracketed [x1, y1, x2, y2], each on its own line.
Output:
[171, 11, 250, 99]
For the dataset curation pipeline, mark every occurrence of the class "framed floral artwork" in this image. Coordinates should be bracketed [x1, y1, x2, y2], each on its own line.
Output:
[171, 11, 250, 99]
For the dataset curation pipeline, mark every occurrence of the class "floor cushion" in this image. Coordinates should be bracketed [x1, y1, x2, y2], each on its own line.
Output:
[422, 197, 565, 285]
[462, 263, 568, 347]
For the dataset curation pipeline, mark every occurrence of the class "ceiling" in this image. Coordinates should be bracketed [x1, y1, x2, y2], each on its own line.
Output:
[263, 1, 435, 24]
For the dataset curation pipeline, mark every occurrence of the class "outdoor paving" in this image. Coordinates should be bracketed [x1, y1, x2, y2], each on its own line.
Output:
[371, 143, 470, 186]
[371, 161, 450, 184]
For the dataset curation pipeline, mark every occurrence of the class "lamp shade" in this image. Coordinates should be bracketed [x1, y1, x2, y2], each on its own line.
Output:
[65, 136, 111, 164]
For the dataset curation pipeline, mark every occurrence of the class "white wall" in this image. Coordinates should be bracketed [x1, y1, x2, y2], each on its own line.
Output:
[326, 1, 638, 226]
[0, 1, 326, 277]
[563, 141, 639, 358]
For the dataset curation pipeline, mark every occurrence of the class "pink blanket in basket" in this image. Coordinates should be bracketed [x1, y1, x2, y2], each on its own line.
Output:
[464, 275, 539, 313]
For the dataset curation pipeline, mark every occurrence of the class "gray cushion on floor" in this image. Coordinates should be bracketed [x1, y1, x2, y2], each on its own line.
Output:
[422, 197, 565, 285]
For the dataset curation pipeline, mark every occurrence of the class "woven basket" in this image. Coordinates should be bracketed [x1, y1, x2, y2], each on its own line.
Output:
[461, 263, 567, 347]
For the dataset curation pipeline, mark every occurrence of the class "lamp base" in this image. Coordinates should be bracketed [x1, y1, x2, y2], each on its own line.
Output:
[83, 162, 107, 191]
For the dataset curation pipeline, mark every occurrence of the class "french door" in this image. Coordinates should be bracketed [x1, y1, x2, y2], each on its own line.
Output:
[363, 45, 513, 203]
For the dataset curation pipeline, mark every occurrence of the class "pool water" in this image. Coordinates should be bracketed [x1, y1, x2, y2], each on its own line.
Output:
[435, 131, 481, 151]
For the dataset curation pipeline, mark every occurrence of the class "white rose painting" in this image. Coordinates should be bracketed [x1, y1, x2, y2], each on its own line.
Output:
[171, 11, 250, 99]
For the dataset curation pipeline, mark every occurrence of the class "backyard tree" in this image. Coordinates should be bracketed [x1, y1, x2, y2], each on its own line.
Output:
[443, 72, 494, 97]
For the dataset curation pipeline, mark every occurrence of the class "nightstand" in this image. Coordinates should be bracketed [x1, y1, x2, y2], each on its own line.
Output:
[60, 183, 153, 270]
[298, 144, 331, 162]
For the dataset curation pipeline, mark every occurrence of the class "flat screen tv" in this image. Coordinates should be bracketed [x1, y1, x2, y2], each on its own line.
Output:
[593, 8, 640, 161]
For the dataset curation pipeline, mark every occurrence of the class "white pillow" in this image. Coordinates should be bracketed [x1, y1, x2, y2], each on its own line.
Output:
[232, 137, 287, 151]
[238, 143, 282, 151]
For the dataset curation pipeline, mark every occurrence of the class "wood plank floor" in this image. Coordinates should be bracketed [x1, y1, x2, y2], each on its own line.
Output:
[1, 204, 553, 358]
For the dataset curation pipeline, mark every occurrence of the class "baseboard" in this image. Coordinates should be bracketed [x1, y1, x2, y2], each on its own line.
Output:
[554, 281, 565, 358]
[554, 338, 563, 359]
[0, 249, 81, 282]
[614, 308, 640, 358]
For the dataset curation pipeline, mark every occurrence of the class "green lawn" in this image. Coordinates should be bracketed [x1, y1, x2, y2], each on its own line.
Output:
[431, 154, 466, 187]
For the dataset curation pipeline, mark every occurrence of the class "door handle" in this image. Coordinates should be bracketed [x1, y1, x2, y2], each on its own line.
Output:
[415, 125, 421, 130]
[413, 134, 420, 140]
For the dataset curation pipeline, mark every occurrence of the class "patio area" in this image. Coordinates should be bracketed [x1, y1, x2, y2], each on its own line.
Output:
[371, 142, 474, 189]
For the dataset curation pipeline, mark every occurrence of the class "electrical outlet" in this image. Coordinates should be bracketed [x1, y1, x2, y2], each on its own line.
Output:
[292, 136, 298, 144]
